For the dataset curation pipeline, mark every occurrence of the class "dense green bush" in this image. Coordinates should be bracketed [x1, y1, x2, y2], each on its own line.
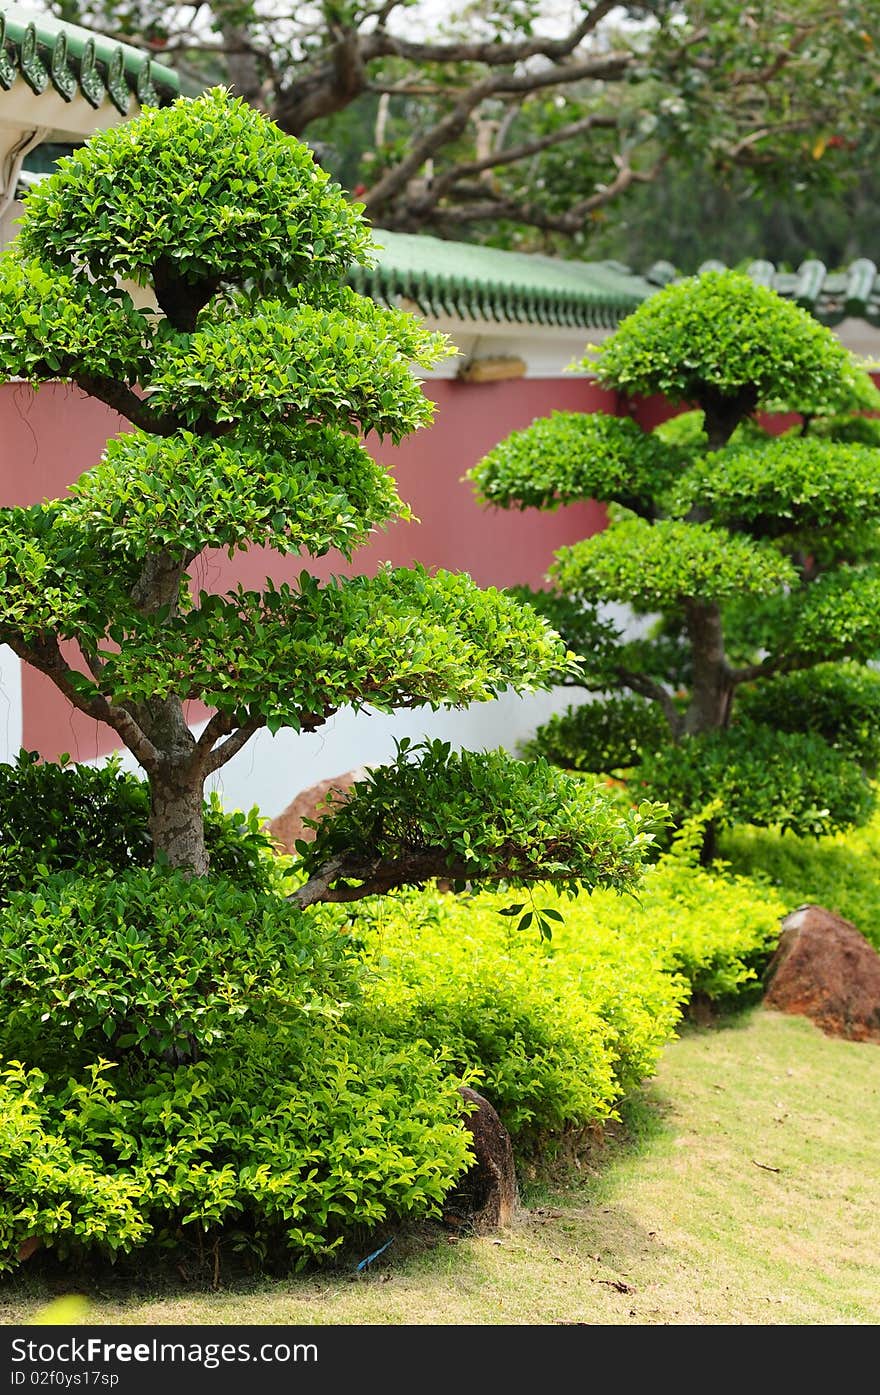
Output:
[0, 1029, 472, 1272]
[0, 861, 475, 1272]
[638, 723, 874, 838]
[737, 664, 880, 773]
[0, 825, 790, 1270]
[0, 870, 357, 1067]
[522, 696, 671, 773]
[0, 751, 277, 905]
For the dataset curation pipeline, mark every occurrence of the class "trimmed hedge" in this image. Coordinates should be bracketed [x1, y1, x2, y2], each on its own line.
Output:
[522, 696, 671, 773]
[343, 850, 786, 1143]
[0, 1030, 473, 1272]
[637, 722, 874, 837]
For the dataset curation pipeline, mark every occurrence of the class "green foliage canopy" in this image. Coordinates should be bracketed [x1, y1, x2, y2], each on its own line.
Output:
[587, 271, 880, 418]
[19, 89, 373, 293]
[552, 516, 797, 610]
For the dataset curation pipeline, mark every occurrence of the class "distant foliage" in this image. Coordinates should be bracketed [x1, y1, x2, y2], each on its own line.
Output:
[638, 724, 874, 838]
[522, 697, 671, 774]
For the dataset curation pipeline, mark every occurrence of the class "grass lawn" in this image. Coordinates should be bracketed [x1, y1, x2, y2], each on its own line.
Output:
[3, 1007, 879, 1326]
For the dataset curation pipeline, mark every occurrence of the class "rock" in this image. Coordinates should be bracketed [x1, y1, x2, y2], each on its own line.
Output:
[265, 767, 369, 854]
[764, 904, 880, 1043]
[445, 1087, 518, 1232]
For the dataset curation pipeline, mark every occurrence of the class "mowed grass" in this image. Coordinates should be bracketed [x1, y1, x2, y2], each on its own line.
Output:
[3, 1008, 879, 1326]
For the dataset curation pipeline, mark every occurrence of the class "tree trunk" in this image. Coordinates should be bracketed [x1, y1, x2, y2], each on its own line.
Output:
[148, 768, 209, 875]
[138, 693, 208, 875]
[683, 600, 732, 736]
[683, 600, 732, 868]
[701, 385, 759, 452]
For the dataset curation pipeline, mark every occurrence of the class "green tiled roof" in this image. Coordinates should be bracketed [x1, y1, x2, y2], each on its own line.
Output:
[646, 258, 880, 327]
[0, 5, 178, 112]
[351, 229, 652, 329]
[351, 232, 880, 331]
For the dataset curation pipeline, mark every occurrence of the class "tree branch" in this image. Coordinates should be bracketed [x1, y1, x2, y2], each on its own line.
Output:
[73, 374, 235, 440]
[613, 666, 684, 739]
[4, 631, 161, 773]
[289, 846, 561, 908]
[199, 715, 264, 775]
[429, 111, 619, 199]
[72, 374, 183, 435]
[399, 152, 661, 234]
[362, 79, 494, 212]
[487, 52, 631, 97]
[370, 0, 619, 67]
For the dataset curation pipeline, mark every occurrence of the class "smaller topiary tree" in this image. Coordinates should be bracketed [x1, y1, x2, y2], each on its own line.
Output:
[471, 271, 880, 855]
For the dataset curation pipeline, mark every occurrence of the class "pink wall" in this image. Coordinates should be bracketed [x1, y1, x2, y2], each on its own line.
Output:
[2, 376, 617, 761]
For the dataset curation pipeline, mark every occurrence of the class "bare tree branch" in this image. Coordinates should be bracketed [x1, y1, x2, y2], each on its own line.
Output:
[3, 631, 161, 773]
[199, 715, 264, 774]
[362, 52, 632, 216]
[398, 152, 662, 234]
[429, 111, 619, 199]
[369, 0, 619, 67]
[72, 374, 185, 436]
[613, 665, 684, 740]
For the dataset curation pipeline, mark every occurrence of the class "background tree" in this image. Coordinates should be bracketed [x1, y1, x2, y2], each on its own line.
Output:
[45, 0, 880, 249]
[584, 126, 880, 272]
[0, 88, 659, 900]
[471, 270, 880, 856]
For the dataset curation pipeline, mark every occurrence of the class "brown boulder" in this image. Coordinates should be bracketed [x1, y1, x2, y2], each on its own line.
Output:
[764, 904, 880, 1043]
[444, 1087, 518, 1233]
[265, 767, 369, 854]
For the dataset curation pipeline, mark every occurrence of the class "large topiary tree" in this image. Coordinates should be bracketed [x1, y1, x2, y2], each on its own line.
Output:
[0, 89, 658, 902]
[471, 270, 880, 855]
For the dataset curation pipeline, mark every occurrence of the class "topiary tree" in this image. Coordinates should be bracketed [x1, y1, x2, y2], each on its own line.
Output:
[471, 270, 880, 855]
[0, 89, 659, 901]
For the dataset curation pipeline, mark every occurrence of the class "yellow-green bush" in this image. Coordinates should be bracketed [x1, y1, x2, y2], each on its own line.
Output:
[722, 798, 880, 950]
[341, 852, 786, 1143]
[0, 1028, 473, 1274]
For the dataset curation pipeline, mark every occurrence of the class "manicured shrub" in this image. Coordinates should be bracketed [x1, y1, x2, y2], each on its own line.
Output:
[297, 739, 664, 901]
[0, 870, 358, 1067]
[342, 852, 785, 1141]
[637, 723, 874, 838]
[470, 270, 880, 851]
[0, 751, 277, 905]
[737, 664, 880, 773]
[0, 1030, 472, 1272]
[522, 696, 671, 773]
